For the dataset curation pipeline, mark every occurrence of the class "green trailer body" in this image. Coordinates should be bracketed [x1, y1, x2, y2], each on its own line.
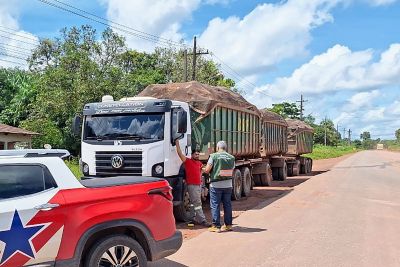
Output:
[286, 119, 314, 156]
[259, 110, 288, 157]
[191, 104, 261, 161]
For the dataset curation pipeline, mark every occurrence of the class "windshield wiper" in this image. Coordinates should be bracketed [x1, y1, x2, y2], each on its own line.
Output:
[116, 134, 153, 140]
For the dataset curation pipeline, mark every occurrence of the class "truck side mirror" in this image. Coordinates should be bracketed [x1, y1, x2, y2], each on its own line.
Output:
[72, 116, 82, 136]
[177, 110, 187, 134]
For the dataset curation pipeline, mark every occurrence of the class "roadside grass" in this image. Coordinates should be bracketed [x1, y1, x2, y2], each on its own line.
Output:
[387, 143, 400, 151]
[65, 159, 83, 179]
[305, 144, 359, 160]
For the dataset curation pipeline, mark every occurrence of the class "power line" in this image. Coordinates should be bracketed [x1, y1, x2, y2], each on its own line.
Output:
[0, 27, 39, 43]
[0, 52, 28, 61]
[0, 58, 25, 66]
[48, 0, 185, 47]
[37, 0, 185, 48]
[0, 33, 38, 47]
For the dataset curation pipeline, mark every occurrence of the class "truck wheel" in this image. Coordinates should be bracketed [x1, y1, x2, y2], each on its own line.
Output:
[173, 185, 191, 222]
[287, 163, 293, 177]
[277, 162, 287, 181]
[232, 169, 242, 200]
[272, 167, 279, 180]
[309, 159, 313, 173]
[84, 234, 147, 267]
[241, 167, 251, 197]
[260, 164, 273, 186]
[300, 163, 306, 174]
[253, 174, 261, 186]
[293, 160, 300, 176]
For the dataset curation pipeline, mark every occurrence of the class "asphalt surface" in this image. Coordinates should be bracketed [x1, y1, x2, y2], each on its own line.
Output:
[150, 150, 400, 267]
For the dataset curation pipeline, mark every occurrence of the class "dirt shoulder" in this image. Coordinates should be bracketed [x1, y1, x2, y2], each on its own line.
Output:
[177, 153, 355, 240]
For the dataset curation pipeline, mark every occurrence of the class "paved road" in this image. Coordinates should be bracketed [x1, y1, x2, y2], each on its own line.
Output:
[151, 151, 400, 267]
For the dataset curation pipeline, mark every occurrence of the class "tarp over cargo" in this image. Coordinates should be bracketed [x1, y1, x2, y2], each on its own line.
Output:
[286, 119, 314, 137]
[139, 81, 259, 115]
[260, 110, 287, 126]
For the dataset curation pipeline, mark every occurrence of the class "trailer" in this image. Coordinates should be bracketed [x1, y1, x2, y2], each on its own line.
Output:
[74, 81, 314, 222]
[284, 119, 314, 176]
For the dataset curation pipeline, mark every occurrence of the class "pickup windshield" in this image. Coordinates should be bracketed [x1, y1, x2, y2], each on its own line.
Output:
[84, 113, 165, 141]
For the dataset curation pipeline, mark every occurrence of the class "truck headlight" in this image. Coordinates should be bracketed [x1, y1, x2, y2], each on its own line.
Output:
[152, 163, 164, 177]
[83, 163, 89, 176]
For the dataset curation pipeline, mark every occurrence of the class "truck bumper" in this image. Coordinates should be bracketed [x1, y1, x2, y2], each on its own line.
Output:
[149, 231, 183, 261]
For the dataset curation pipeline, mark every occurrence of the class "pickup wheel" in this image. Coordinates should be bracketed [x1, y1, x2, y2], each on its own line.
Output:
[84, 234, 147, 267]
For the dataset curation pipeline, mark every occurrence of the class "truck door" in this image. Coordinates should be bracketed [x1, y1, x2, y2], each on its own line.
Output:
[0, 164, 65, 267]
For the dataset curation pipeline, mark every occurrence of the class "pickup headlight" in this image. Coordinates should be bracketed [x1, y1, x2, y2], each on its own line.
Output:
[152, 163, 164, 177]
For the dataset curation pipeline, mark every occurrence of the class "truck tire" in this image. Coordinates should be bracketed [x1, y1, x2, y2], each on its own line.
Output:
[293, 160, 300, 176]
[300, 162, 306, 174]
[253, 174, 262, 186]
[277, 162, 287, 181]
[287, 163, 293, 177]
[241, 167, 251, 197]
[84, 234, 147, 267]
[232, 169, 242, 200]
[173, 185, 191, 222]
[309, 159, 313, 173]
[260, 164, 273, 186]
[272, 167, 279, 180]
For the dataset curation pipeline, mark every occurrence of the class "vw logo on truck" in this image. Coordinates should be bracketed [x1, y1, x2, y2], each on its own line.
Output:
[111, 155, 124, 169]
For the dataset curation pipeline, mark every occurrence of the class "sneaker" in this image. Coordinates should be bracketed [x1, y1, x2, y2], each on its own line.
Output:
[208, 225, 221, 233]
[200, 221, 212, 227]
[222, 225, 233, 232]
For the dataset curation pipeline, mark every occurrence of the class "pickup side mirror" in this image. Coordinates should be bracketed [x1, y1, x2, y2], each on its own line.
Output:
[72, 116, 82, 137]
[177, 110, 187, 134]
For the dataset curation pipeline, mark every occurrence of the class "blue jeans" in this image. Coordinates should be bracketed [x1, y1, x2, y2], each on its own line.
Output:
[209, 187, 233, 227]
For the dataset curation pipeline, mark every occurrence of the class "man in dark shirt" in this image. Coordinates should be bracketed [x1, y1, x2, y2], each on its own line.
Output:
[175, 140, 210, 227]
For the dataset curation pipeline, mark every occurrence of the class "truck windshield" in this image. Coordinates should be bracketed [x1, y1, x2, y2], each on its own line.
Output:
[84, 113, 165, 141]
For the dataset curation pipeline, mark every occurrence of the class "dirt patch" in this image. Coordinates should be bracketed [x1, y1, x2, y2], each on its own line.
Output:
[177, 153, 353, 240]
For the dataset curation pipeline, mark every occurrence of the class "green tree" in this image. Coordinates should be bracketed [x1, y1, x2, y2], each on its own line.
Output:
[0, 69, 38, 126]
[395, 128, 400, 142]
[268, 102, 300, 119]
[313, 119, 340, 146]
[360, 131, 371, 141]
[20, 118, 64, 149]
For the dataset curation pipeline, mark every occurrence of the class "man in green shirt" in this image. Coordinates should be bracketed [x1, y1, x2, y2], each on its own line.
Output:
[204, 140, 235, 232]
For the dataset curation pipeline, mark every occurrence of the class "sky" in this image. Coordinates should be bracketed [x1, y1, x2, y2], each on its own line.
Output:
[0, 0, 399, 140]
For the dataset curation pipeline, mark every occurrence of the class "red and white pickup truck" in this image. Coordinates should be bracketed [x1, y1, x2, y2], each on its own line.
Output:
[0, 150, 182, 267]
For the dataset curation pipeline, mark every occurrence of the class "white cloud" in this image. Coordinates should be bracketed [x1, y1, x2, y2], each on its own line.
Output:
[101, 0, 201, 51]
[199, 0, 342, 74]
[346, 90, 380, 111]
[365, 0, 398, 6]
[256, 44, 400, 98]
[0, 1, 38, 69]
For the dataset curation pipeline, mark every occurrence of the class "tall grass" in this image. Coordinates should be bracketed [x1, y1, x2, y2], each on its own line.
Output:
[305, 144, 359, 160]
[65, 158, 83, 179]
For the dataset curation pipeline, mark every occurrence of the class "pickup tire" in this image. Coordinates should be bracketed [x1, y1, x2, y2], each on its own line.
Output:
[84, 234, 147, 267]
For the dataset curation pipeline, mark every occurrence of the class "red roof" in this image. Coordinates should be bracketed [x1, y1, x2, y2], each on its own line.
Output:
[0, 124, 39, 135]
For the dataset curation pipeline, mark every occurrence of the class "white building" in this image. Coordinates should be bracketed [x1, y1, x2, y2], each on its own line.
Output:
[0, 124, 39, 150]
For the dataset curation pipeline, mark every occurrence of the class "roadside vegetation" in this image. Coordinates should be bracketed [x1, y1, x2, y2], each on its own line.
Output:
[305, 144, 359, 160]
[65, 159, 82, 178]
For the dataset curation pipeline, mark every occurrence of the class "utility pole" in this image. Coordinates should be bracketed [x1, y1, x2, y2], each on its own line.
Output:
[348, 129, 352, 145]
[190, 36, 209, 81]
[183, 49, 188, 82]
[343, 128, 346, 141]
[296, 94, 308, 120]
[324, 116, 327, 146]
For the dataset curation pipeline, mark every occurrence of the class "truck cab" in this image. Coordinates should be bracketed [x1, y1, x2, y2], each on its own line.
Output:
[74, 96, 192, 218]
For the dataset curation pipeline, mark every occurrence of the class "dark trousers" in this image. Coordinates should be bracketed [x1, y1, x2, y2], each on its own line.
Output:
[209, 187, 233, 227]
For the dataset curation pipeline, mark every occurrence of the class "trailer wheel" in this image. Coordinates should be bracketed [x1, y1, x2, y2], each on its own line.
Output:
[292, 160, 300, 176]
[173, 185, 191, 222]
[260, 163, 273, 186]
[287, 163, 293, 177]
[253, 174, 262, 186]
[241, 167, 251, 197]
[300, 163, 306, 174]
[232, 169, 242, 200]
[277, 162, 287, 181]
[272, 167, 279, 180]
[309, 159, 313, 173]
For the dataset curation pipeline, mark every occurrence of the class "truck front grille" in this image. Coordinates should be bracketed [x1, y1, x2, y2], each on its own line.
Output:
[95, 151, 143, 176]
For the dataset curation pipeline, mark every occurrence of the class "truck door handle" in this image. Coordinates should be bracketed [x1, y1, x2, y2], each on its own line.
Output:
[34, 203, 60, 211]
